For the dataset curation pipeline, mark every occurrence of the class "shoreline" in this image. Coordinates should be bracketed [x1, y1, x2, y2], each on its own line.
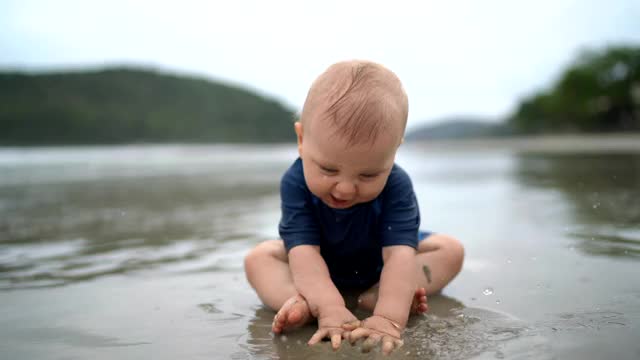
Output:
[405, 133, 640, 153]
[1, 133, 639, 153]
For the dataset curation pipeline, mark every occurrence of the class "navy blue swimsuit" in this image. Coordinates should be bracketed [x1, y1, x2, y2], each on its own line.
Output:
[279, 158, 429, 289]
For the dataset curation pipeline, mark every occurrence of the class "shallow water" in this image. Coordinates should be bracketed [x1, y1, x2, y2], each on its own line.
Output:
[1, 140, 639, 359]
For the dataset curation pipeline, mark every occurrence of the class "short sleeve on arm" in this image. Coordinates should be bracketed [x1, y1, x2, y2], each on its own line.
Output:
[278, 159, 321, 251]
[379, 165, 421, 249]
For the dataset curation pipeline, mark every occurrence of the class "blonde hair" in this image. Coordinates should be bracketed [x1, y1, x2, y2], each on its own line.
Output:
[300, 60, 408, 145]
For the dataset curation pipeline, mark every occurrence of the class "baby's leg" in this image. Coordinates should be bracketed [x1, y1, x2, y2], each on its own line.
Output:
[244, 240, 313, 333]
[358, 233, 464, 312]
[414, 233, 465, 294]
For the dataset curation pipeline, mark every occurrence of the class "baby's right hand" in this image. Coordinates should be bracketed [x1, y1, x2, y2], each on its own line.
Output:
[307, 305, 358, 350]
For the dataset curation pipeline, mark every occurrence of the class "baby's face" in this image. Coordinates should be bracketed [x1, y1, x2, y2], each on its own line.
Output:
[295, 120, 401, 209]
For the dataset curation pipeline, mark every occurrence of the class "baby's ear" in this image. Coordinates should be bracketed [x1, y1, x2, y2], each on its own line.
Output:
[294, 121, 304, 155]
[294, 122, 303, 142]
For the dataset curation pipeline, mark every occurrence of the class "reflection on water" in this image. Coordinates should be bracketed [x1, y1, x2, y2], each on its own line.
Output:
[0, 145, 295, 289]
[515, 153, 640, 259]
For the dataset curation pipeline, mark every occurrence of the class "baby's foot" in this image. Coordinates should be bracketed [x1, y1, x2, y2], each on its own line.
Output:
[272, 294, 313, 334]
[411, 287, 429, 314]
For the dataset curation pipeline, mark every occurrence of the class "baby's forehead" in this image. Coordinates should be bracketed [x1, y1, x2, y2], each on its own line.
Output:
[305, 98, 405, 145]
[307, 117, 402, 152]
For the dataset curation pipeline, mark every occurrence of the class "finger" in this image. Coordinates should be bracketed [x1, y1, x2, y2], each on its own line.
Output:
[330, 333, 342, 350]
[343, 330, 352, 343]
[348, 327, 370, 344]
[307, 329, 329, 345]
[341, 320, 361, 331]
[361, 333, 382, 353]
[381, 335, 399, 355]
[381, 340, 394, 355]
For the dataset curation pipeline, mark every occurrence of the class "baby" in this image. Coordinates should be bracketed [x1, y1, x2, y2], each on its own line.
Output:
[244, 60, 464, 354]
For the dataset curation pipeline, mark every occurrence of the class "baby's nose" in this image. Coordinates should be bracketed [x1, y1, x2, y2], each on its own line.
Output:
[334, 181, 356, 199]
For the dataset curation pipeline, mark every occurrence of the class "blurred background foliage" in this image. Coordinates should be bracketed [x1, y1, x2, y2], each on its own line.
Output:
[509, 45, 640, 134]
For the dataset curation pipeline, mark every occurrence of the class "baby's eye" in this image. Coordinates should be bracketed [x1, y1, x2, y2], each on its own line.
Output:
[360, 173, 379, 180]
[320, 166, 338, 174]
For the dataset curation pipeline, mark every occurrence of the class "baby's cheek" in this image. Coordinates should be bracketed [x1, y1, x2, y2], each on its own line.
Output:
[359, 183, 384, 202]
[307, 177, 329, 195]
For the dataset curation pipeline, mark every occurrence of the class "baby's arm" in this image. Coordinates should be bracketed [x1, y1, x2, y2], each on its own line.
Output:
[346, 245, 416, 354]
[375, 245, 417, 328]
[288, 245, 358, 349]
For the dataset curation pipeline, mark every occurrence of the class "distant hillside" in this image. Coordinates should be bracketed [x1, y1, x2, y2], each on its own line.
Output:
[508, 45, 640, 133]
[0, 67, 295, 145]
[405, 119, 512, 141]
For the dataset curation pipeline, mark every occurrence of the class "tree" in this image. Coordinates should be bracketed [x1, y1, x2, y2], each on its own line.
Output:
[509, 45, 640, 133]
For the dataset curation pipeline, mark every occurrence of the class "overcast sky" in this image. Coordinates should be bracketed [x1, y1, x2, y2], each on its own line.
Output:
[1, 0, 639, 128]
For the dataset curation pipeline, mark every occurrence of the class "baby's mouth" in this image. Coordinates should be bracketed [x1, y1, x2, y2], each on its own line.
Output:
[329, 194, 351, 207]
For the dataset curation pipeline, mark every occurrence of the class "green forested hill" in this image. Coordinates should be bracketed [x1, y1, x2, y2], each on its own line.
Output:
[508, 45, 640, 134]
[0, 67, 295, 144]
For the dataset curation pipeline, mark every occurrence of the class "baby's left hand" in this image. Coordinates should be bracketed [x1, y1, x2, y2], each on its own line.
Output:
[342, 315, 404, 355]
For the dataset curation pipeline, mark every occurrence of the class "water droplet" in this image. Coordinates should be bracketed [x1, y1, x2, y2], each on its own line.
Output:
[592, 203, 600, 209]
[496, 299, 501, 305]
[280, 335, 288, 342]
[483, 287, 494, 296]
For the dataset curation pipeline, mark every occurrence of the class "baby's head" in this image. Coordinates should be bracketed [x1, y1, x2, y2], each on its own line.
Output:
[295, 60, 409, 209]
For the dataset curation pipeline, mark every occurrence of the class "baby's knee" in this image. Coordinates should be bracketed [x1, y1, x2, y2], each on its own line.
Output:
[428, 234, 465, 271]
[244, 240, 286, 270]
[443, 235, 465, 272]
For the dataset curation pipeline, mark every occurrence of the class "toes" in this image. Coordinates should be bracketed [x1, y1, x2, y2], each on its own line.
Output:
[287, 308, 302, 324]
[273, 295, 312, 334]
[417, 303, 428, 313]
